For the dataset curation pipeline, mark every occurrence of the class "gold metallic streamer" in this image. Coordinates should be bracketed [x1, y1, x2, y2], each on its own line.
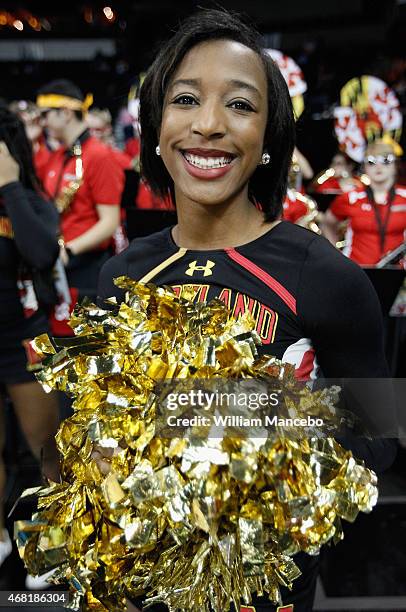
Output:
[15, 279, 378, 611]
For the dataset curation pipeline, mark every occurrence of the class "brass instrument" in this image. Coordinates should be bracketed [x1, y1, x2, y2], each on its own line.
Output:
[55, 143, 84, 214]
[293, 191, 321, 234]
[288, 154, 302, 191]
[311, 167, 366, 193]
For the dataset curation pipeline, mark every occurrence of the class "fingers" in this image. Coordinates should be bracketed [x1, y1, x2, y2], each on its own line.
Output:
[91, 449, 112, 475]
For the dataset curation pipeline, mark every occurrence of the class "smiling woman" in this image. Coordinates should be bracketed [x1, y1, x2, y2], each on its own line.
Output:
[98, 8, 397, 612]
[140, 11, 295, 230]
[159, 39, 269, 223]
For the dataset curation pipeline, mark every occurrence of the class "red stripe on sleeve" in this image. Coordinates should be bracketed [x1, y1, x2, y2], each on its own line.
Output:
[225, 249, 297, 315]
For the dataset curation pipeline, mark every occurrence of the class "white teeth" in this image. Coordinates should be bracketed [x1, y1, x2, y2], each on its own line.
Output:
[183, 152, 233, 169]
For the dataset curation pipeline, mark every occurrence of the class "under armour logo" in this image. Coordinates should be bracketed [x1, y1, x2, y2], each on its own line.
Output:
[185, 260, 215, 277]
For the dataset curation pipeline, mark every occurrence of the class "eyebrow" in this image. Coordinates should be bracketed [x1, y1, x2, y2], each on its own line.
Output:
[170, 78, 262, 98]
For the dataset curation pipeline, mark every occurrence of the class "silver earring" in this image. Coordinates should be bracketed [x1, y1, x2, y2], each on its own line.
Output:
[261, 152, 270, 165]
[155, 145, 161, 156]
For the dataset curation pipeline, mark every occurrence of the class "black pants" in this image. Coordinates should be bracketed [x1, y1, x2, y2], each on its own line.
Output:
[131, 553, 319, 612]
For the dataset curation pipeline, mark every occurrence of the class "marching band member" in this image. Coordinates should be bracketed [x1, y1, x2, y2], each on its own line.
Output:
[36, 79, 124, 334]
[311, 150, 362, 196]
[322, 140, 406, 265]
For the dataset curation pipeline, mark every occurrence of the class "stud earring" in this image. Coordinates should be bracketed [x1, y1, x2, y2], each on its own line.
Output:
[155, 145, 161, 156]
[261, 152, 270, 165]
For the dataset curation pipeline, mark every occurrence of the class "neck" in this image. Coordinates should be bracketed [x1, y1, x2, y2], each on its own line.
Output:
[62, 121, 87, 148]
[173, 190, 275, 250]
[370, 178, 394, 197]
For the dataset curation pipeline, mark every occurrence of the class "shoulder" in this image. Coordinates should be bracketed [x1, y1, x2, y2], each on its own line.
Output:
[270, 221, 319, 257]
[83, 137, 118, 164]
[98, 227, 174, 302]
[394, 185, 406, 201]
[304, 231, 368, 279]
[299, 233, 379, 312]
[346, 187, 368, 204]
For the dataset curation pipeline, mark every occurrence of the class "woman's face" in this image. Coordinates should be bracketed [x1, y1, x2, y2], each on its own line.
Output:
[364, 145, 396, 186]
[331, 154, 351, 177]
[159, 39, 268, 207]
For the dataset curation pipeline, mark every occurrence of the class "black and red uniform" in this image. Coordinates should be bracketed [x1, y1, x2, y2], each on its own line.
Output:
[0, 181, 59, 384]
[98, 220, 396, 612]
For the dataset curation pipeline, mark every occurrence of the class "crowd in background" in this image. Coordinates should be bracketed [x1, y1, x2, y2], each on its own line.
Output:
[0, 68, 405, 588]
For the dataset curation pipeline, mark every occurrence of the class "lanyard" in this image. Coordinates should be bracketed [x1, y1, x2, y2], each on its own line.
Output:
[366, 186, 395, 255]
[48, 129, 90, 202]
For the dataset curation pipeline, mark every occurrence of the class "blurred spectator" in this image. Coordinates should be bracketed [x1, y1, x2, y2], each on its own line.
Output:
[0, 105, 60, 580]
[322, 140, 406, 265]
[311, 151, 363, 195]
[8, 100, 56, 179]
[36, 79, 124, 335]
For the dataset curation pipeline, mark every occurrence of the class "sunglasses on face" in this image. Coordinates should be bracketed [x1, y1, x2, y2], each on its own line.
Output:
[365, 154, 396, 166]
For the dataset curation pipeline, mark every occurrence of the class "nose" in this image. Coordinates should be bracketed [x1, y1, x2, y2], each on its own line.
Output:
[191, 99, 226, 140]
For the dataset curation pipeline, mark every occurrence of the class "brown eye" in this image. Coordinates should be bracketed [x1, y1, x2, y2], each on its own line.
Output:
[229, 100, 254, 111]
[173, 95, 198, 105]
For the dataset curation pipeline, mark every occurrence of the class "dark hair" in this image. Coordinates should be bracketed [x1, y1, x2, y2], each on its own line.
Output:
[140, 9, 295, 221]
[37, 79, 85, 121]
[0, 104, 39, 191]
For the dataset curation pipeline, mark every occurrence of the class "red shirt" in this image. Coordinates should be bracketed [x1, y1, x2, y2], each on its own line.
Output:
[136, 180, 174, 210]
[41, 135, 124, 247]
[282, 189, 308, 223]
[330, 185, 406, 265]
[33, 136, 52, 179]
[111, 147, 132, 171]
[312, 175, 363, 195]
[124, 137, 140, 159]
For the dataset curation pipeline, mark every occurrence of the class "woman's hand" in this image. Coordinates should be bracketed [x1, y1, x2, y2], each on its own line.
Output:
[91, 441, 127, 475]
[91, 444, 114, 475]
[0, 141, 20, 188]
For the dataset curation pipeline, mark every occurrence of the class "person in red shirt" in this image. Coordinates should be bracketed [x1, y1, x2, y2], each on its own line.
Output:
[311, 151, 363, 196]
[283, 188, 311, 223]
[282, 188, 321, 234]
[86, 107, 133, 253]
[322, 141, 406, 265]
[86, 107, 133, 171]
[136, 179, 174, 210]
[36, 79, 124, 335]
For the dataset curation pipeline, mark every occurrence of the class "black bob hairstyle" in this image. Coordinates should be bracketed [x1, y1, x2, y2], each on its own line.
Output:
[0, 104, 38, 192]
[140, 9, 296, 221]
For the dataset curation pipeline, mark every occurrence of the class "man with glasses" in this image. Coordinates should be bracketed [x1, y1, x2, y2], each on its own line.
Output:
[322, 140, 406, 265]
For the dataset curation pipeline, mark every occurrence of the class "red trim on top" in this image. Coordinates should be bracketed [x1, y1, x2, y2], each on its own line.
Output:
[225, 249, 297, 315]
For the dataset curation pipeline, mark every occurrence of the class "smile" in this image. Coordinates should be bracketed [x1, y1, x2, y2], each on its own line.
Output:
[181, 151, 234, 169]
[179, 148, 237, 180]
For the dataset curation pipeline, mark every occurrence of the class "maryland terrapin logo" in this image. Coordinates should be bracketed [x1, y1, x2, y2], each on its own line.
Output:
[185, 259, 215, 277]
